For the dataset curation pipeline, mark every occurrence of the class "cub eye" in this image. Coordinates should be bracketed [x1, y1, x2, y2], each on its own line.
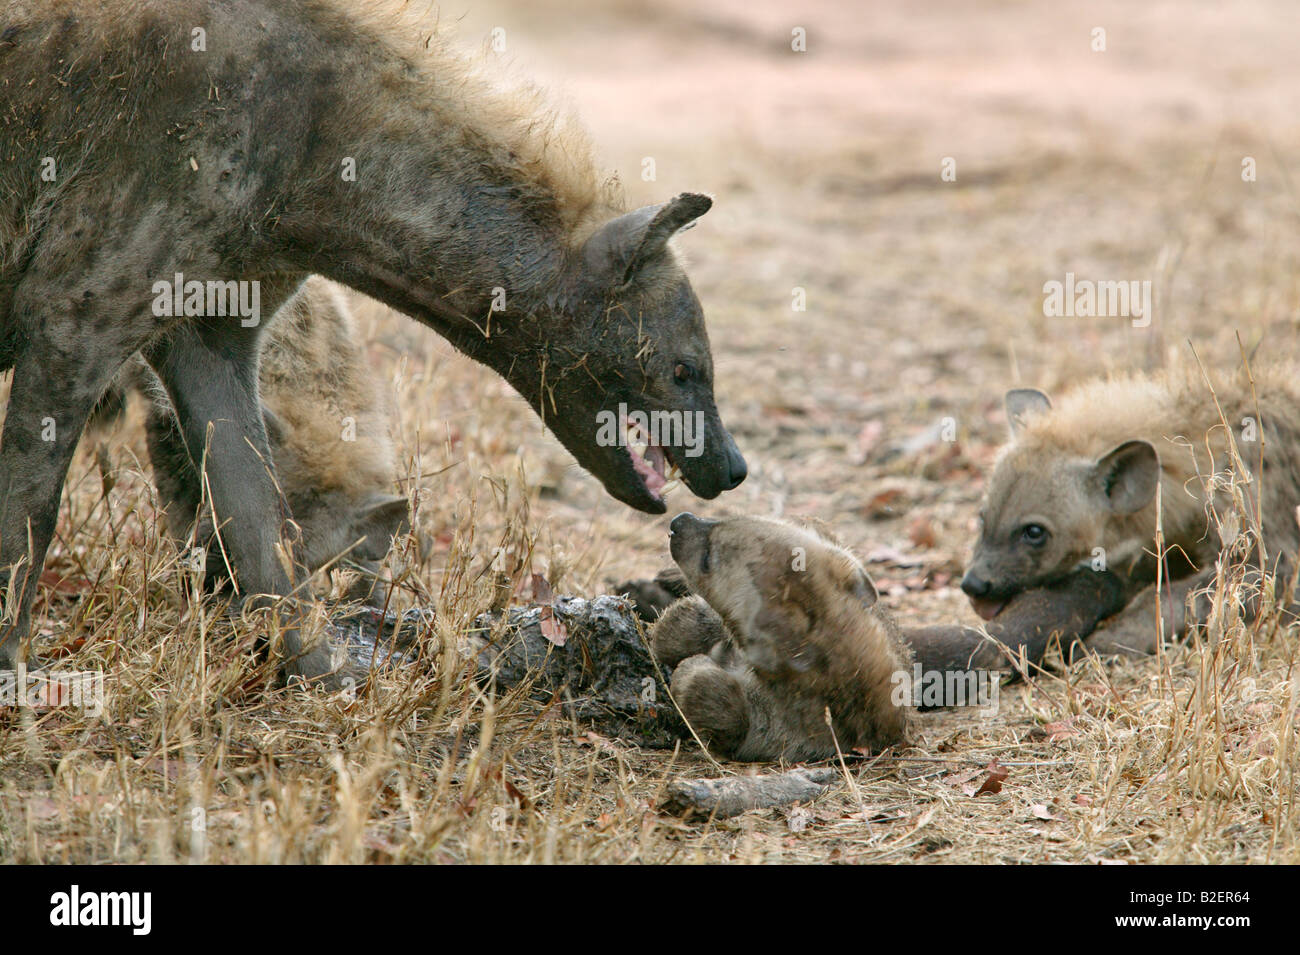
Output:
[1021, 523, 1048, 546]
[673, 362, 693, 383]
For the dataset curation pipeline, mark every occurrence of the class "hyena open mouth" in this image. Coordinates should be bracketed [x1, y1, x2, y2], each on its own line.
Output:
[625, 418, 684, 503]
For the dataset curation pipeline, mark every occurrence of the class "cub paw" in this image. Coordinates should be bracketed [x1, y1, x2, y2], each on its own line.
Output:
[670, 655, 750, 758]
[650, 595, 729, 667]
[615, 565, 692, 620]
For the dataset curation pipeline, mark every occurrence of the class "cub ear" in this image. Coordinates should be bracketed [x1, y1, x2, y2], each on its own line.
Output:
[1093, 440, 1159, 514]
[581, 193, 712, 287]
[350, 494, 410, 560]
[848, 564, 879, 609]
[1004, 388, 1052, 439]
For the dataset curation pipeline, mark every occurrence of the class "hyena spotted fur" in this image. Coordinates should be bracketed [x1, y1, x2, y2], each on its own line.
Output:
[652, 513, 913, 762]
[962, 360, 1300, 654]
[0, 0, 747, 685]
[98, 277, 409, 604]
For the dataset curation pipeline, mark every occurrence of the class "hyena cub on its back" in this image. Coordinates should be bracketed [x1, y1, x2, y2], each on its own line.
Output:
[137, 278, 409, 602]
[962, 360, 1300, 653]
[651, 513, 913, 761]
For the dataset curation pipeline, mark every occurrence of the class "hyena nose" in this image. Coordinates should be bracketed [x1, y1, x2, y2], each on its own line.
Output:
[723, 436, 747, 490]
[960, 572, 991, 598]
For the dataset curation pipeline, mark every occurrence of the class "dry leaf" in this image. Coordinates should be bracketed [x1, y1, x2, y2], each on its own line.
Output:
[531, 574, 568, 646]
[787, 806, 812, 832]
[907, 514, 937, 549]
[1039, 717, 1082, 742]
[943, 767, 983, 789]
[539, 606, 567, 646]
[971, 759, 1009, 797]
[26, 797, 60, 820]
[862, 488, 906, 520]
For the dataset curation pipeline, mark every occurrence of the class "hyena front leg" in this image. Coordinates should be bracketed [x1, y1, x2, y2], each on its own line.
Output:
[1087, 568, 1213, 657]
[143, 309, 343, 687]
[0, 310, 149, 669]
[142, 365, 290, 593]
[143, 275, 306, 579]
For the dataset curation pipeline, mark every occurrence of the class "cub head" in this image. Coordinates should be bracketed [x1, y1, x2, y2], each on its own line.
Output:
[667, 512, 878, 674]
[289, 491, 411, 575]
[961, 388, 1160, 620]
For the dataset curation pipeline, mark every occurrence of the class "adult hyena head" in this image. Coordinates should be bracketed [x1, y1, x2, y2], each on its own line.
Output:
[490, 193, 747, 514]
[961, 388, 1160, 620]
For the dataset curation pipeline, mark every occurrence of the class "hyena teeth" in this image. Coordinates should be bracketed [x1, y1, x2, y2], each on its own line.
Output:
[661, 479, 681, 495]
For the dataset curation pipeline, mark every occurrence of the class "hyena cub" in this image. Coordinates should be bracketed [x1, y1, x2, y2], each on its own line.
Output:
[962, 360, 1300, 652]
[113, 278, 409, 602]
[651, 513, 913, 761]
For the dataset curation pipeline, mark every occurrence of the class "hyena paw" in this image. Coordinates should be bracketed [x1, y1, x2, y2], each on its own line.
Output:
[616, 565, 691, 621]
[282, 633, 365, 693]
[670, 655, 750, 757]
[650, 595, 728, 666]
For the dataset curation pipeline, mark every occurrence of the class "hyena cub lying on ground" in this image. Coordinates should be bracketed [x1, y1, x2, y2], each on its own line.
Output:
[98, 278, 409, 604]
[650, 513, 913, 761]
[963, 360, 1300, 655]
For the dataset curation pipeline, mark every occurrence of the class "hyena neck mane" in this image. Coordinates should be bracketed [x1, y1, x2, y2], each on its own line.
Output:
[276, 2, 620, 328]
[3, 1, 618, 330]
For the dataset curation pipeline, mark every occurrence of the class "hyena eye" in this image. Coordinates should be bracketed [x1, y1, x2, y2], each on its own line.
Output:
[673, 362, 694, 383]
[1021, 523, 1048, 546]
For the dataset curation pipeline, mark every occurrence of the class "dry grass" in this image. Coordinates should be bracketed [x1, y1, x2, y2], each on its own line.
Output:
[4, 0, 1300, 863]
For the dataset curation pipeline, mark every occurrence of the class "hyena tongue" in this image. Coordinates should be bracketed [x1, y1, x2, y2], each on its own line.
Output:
[642, 444, 667, 494]
[628, 440, 667, 497]
[971, 597, 1008, 622]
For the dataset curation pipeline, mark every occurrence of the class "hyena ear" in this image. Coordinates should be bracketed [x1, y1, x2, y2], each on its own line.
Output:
[848, 564, 879, 609]
[582, 193, 713, 287]
[1004, 388, 1052, 438]
[350, 494, 411, 560]
[1093, 440, 1159, 514]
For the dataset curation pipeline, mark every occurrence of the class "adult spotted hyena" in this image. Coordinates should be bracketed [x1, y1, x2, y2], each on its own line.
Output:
[0, 0, 747, 685]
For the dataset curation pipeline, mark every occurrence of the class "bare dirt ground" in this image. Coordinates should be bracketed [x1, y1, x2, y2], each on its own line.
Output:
[3, 0, 1299, 863]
